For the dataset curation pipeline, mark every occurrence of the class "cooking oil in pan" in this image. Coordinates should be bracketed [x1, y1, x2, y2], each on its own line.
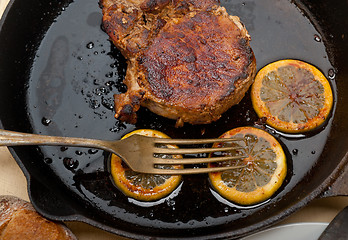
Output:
[25, 0, 337, 236]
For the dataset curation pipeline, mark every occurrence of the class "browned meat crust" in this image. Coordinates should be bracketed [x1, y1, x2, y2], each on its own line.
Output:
[100, 0, 256, 126]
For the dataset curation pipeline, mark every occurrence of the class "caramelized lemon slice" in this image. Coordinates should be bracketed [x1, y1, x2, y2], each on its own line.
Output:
[251, 59, 333, 133]
[208, 127, 286, 205]
[110, 129, 182, 201]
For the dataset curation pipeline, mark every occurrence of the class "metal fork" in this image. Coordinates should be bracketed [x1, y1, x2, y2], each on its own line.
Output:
[0, 129, 246, 175]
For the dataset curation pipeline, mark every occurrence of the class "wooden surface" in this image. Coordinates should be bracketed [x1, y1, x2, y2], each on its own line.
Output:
[1, 0, 348, 239]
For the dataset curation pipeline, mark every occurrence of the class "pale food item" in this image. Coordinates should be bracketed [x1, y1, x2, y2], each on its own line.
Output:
[0, 195, 77, 240]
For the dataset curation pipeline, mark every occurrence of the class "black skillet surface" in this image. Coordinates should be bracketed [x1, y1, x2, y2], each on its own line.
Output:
[0, 0, 348, 239]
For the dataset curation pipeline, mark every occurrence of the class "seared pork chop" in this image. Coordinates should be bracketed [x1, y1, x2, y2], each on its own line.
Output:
[100, 0, 256, 127]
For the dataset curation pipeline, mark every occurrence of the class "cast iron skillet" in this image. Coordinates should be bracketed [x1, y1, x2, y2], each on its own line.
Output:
[0, 0, 348, 239]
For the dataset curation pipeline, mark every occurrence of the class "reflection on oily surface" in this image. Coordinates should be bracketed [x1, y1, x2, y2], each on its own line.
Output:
[37, 36, 69, 128]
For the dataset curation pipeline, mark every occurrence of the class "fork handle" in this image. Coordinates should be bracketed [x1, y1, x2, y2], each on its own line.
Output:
[0, 129, 111, 151]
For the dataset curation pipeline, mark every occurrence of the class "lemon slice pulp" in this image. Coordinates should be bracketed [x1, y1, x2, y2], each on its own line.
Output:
[209, 127, 287, 205]
[251, 59, 333, 133]
[110, 129, 182, 201]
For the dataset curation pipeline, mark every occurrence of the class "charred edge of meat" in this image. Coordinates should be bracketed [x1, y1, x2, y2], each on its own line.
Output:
[114, 90, 145, 124]
[220, 46, 256, 101]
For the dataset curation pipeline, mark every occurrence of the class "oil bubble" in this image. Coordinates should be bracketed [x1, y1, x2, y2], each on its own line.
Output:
[86, 42, 94, 49]
[314, 34, 321, 42]
[41, 117, 52, 126]
[75, 150, 83, 155]
[167, 199, 174, 205]
[292, 149, 298, 155]
[105, 81, 114, 87]
[63, 157, 79, 170]
[109, 121, 127, 132]
[44, 158, 53, 164]
[102, 97, 114, 110]
[328, 68, 336, 80]
[93, 79, 101, 85]
[105, 72, 114, 78]
[89, 99, 100, 109]
[60, 146, 68, 152]
[94, 86, 109, 96]
[88, 149, 99, 154]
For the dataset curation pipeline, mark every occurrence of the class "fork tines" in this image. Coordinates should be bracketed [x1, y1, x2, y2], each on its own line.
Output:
[153, 137, 244, 145]
[152, 137, 246, 166]
[150, 165, 246, 175]
[153, 155, 246, 165]
[153, 146, 242, 155]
